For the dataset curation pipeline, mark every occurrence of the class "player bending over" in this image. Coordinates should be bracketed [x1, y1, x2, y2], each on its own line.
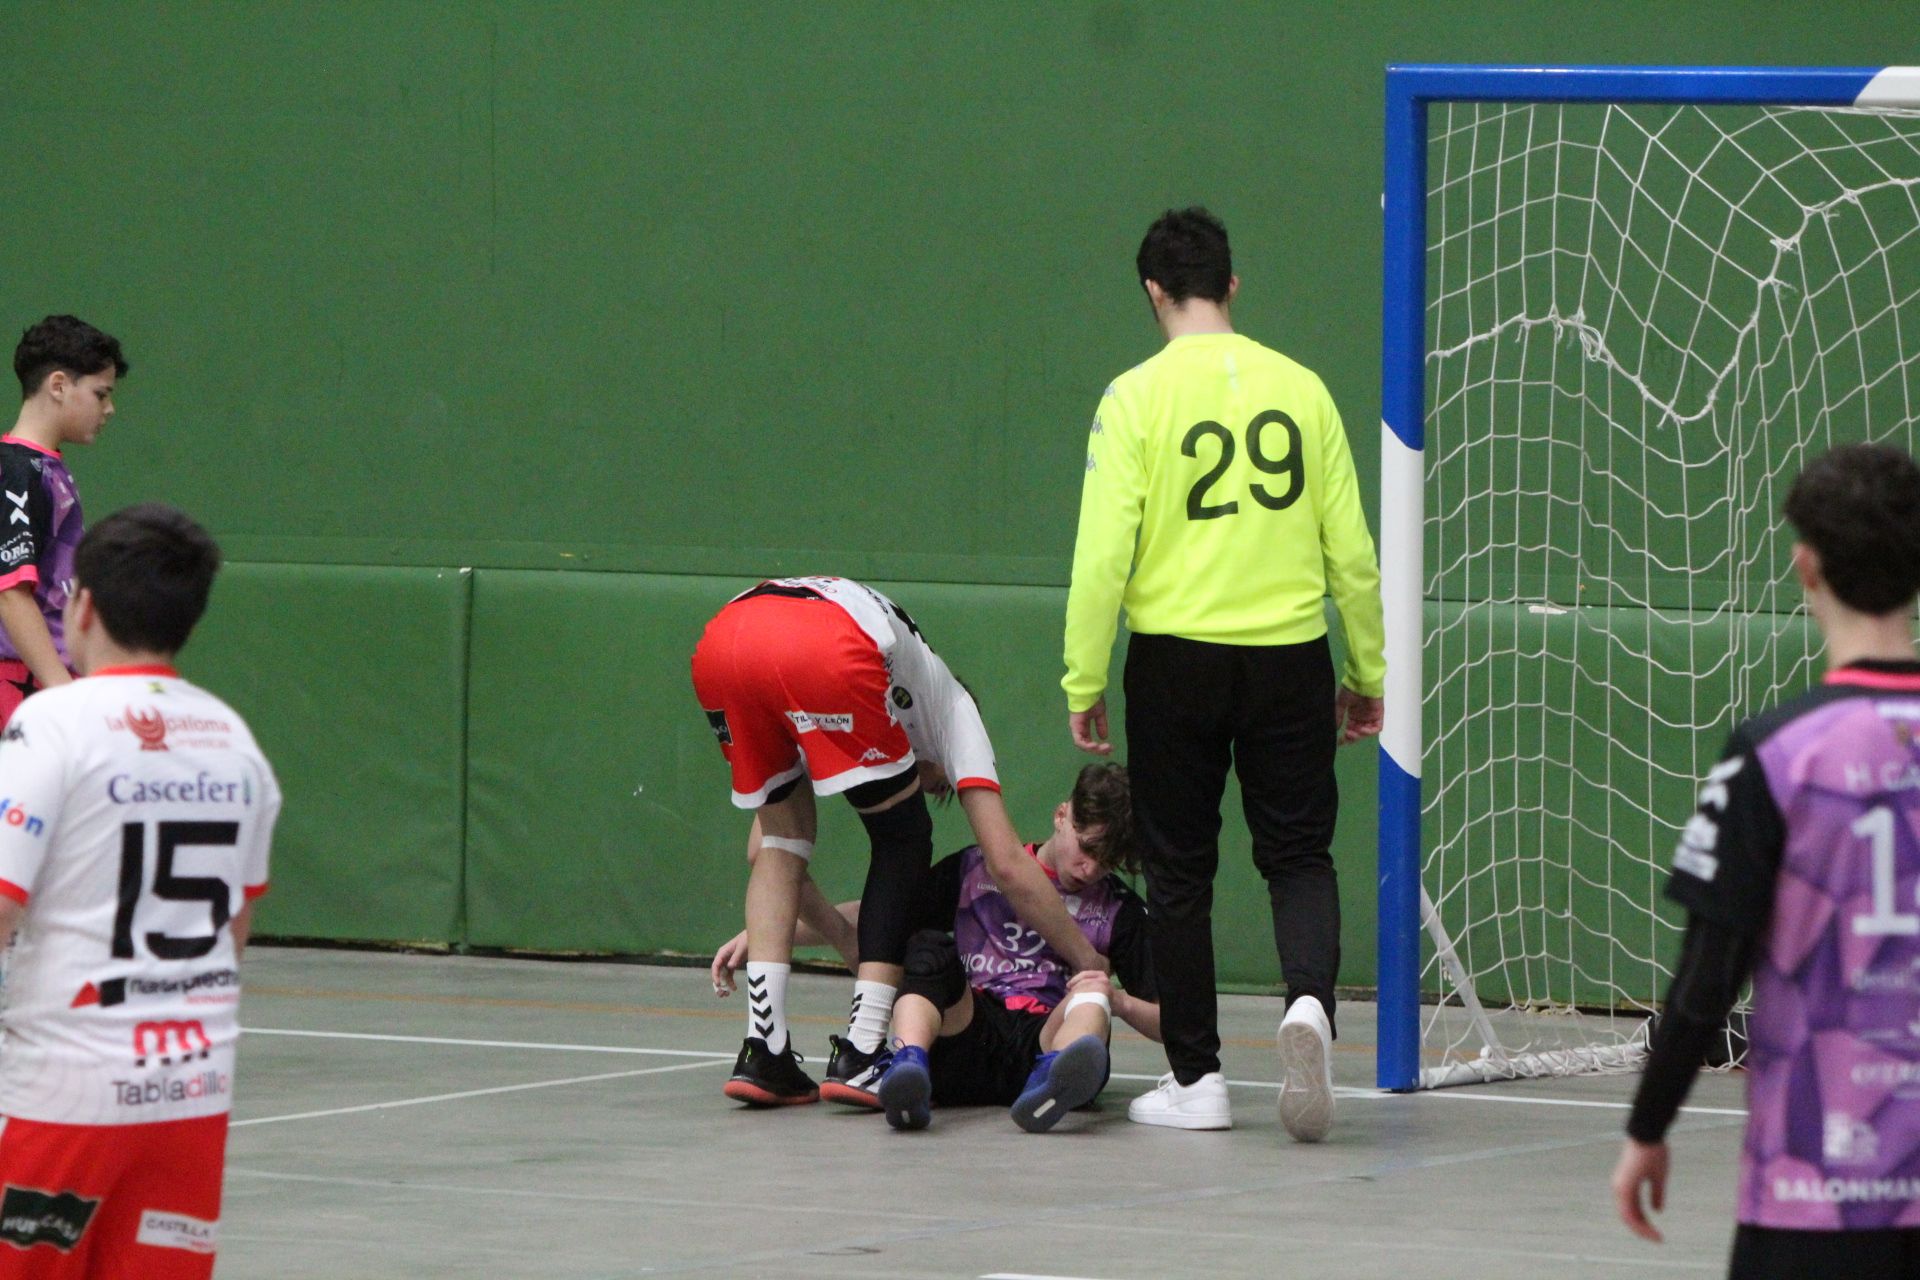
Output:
[1613, 444, 1920, 1277]
[0, 504, 280, 1278]
[693, 576, 1104, 1108]
[713, 763, 1159, 1132]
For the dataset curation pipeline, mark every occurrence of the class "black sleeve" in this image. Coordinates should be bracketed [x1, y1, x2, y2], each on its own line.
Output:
[0, 450, 52, 586]
[1626, 914, 1759, 1143]
[1663, 724, 1785, 933]
[908, 850, 967, 934]
[1106, 880, 1157, 1001]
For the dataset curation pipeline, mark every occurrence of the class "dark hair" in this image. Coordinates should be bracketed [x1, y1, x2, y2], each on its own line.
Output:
[15, 314, 128, 399]
[1070, 762, 1138, 875]
[73, 504, 221, 655]
[1136, 207, 1233, 304]
[1783, 443, 1920, 615]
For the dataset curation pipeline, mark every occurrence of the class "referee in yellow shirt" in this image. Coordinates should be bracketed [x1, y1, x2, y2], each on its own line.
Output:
[1064, 208, 1385, 1139]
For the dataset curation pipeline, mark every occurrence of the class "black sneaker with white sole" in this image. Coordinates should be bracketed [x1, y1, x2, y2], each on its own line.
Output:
[723, 1037, 818, 1107]
[820, 1035, 891, 1109]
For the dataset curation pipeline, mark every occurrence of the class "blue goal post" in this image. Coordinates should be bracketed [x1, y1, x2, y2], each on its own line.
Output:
[1376, 63, 1920, 1092]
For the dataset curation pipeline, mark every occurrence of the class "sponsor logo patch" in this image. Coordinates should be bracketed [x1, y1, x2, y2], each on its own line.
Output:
[785, 711, 853, 735]
[1825, 1112, 1880, 1163]
[703, 708, 731, 746]
[136, 1210, 217, 1254]
[0, 1186, 99, 1252]
[133, 1019, 212, 1068]
[107, 773, 247, 806]
[1, 724, 23, 745]
[103, 709, 234, 752]
[127, 707, 168, 751]
[74, 971, 236, 1011]
[0, 799, 45, 838]
[889, 686, 913, 710]
[111, 1070, 230, 1109]
[859, 748, 892, 763]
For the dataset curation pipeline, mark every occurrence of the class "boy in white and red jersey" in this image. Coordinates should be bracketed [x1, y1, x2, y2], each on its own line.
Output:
[0, 504, 280, 1278]
[692, 576, 1103, 1107]
[1614, 444, 1920, 1278]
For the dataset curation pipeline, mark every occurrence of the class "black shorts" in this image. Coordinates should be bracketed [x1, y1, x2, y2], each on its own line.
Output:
[1729, 1224, 1920, 1278]
[928, 989, 1048, 1108]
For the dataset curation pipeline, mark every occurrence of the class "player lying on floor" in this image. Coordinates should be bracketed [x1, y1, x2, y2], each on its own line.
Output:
[714, 762, 1160, 1132]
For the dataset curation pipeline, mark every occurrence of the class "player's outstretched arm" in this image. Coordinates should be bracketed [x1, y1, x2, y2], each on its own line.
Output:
[1113, 988, 1162, 1043]
[710, 900, 860, 995]
[959, 787, 1105, 974]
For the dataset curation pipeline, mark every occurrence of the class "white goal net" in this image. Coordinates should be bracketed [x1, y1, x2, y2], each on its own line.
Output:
[1419, 98, 1920, 1085]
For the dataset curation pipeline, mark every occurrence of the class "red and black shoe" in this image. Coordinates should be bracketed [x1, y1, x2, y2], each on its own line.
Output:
[722, 1037, 818, 1107]
[819, 1035, 892, 1109]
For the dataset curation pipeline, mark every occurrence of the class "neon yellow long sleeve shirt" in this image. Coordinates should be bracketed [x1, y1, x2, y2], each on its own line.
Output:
[1062, 333, 1386, 711]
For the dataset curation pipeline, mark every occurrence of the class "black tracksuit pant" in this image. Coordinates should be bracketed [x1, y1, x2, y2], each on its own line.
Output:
[1124, 631, 1341, 1085]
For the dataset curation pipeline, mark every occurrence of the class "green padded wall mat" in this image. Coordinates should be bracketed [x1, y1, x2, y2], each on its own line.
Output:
[181, 562, 470, 944]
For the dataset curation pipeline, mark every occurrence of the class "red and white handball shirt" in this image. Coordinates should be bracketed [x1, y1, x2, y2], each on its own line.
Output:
[694, 576, 999, 807]
[0, 667, 280, 1125]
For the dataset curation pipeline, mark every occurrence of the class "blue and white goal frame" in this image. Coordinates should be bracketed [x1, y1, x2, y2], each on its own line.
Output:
[1376, 63, 1920, 1092]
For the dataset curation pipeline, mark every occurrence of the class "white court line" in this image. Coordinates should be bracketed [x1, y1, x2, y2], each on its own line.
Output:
[244, 1027, 732, 1058]
[243, 1028, 1745, 1118]
[1108, 1071, 1745, 1117]
[982, 1274, 1119, 1280]
[231, 1058, 725, 1127]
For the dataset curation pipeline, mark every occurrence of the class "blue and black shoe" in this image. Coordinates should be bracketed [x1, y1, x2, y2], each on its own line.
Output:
[1010, 1034, 1109, 1133]
[877, 1044, 932, 1131]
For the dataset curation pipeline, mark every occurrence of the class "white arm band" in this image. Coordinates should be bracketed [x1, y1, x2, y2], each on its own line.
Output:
[1062, 990, 1111, 1018]
[759, 836, 814, 862]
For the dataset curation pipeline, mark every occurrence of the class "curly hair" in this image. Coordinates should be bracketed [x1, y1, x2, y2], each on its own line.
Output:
[15, 314, 128, 399]
[1069, 762, 1139, 876]
[1783, 443, 1920, 615]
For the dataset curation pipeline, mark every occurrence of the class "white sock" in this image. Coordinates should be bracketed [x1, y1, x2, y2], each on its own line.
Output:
[847, 980, 896, 1053]
[745, 961, 791, 1054]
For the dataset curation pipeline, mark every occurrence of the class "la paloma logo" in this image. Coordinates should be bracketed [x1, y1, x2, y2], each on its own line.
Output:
[125, 707, 168, 752]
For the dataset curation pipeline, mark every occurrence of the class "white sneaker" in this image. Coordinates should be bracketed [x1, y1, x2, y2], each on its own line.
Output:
[1277, 995, 1335, 1142]
[1127, 1071, 1232, 1130]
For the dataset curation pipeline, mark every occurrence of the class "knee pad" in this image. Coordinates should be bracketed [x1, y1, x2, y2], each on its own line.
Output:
[855, 786, 933, 856]
[843, 765, 918, 811]
[899, 929, 966, 1009]
[855, 790, 935, 966]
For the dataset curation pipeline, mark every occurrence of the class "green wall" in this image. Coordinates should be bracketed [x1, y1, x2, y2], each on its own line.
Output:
[4, 2, 1911, 990]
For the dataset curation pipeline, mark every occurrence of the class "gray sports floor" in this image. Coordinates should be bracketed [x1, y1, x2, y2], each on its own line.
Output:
[219, 946, 1746, 1279]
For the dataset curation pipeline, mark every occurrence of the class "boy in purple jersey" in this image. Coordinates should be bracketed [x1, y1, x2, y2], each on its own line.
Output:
[0, 316, 128, 729]
[712, 764, 1161, 1132]
[1614, 443, 1920, 1278]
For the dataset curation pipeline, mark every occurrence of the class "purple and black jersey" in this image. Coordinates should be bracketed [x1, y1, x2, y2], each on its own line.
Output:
[0, 437, 82, 664]
[914, 844, 1155, 1012]
[1666, 661, 1920, 1229]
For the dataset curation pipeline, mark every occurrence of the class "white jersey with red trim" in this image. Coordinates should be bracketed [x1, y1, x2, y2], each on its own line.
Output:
[0, 668, 279, 1125]
[741, 577, 1000, 791]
